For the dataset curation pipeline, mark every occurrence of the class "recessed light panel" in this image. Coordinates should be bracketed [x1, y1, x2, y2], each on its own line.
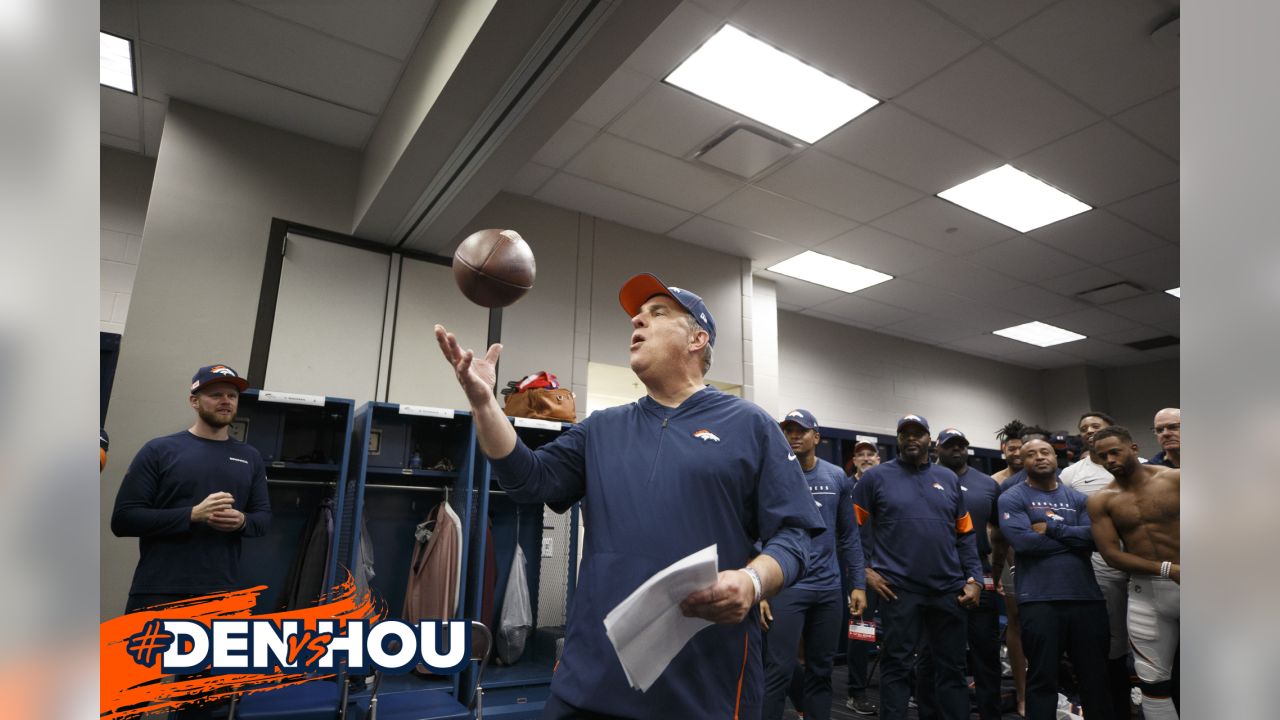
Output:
[767, 251, 893, 293]
[1166, 287, 1180, 298]
[938, 165, 1091, 233]
[101, 32, 135, 93]
[665, 25, 878, 144]
[993, 321, 1086, 347]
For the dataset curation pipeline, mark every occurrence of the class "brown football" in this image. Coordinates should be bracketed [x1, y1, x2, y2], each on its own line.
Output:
[452, 228, 536, 308]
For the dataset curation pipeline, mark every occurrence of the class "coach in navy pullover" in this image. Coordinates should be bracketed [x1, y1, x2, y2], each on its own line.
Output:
[997, 439, 1112, 720]
[436, 274, 823, 720]
[854, 414, 983, 720]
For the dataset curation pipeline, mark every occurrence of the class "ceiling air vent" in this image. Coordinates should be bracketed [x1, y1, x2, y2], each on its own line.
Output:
[1076, 281, 1146, 304]
[1125, 335, 1179, 351]
[694, 125, 798, 179]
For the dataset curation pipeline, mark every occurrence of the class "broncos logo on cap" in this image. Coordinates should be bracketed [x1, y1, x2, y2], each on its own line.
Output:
[787, 411, 805, 418]
[692, 429, 720, 443]
[210, 365, 237, 376]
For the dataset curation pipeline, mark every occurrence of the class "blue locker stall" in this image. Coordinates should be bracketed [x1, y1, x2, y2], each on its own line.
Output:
[467, 418, 580, 719]
[340, 401, 479, 719]
[227, 390, 356, 718]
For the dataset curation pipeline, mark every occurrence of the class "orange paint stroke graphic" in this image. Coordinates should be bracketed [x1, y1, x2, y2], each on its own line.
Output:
[100, 574, 382, 720]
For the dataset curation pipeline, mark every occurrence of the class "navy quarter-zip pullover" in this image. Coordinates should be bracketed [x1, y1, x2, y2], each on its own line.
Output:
[853, 459, 984, 594]
[491, 385, 824, 719]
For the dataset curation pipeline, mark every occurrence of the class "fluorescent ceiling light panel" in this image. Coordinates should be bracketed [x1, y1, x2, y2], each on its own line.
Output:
[767, 251, 893, 293]
[665, 25, 878, 143]
[101, 32, 135, 93]
[1165, 287, 1180, 298]
[937, 164, 1091, 233]
[993, 321, 1086, 347]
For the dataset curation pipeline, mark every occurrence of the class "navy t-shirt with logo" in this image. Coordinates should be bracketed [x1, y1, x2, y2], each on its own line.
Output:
[996, 480, 1101, 603]
[794, 458, 864, 592]
[111, 430, 271, 596]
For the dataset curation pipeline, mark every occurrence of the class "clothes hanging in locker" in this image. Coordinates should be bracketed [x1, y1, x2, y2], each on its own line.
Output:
[279, 497, 334, 610]
[351, 511, 376, 600]
[402, 500, 463, 675]
[481, 520, 497, 633]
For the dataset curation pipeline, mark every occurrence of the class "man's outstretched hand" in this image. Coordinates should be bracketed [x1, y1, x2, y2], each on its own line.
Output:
[435, 324, 501, 407]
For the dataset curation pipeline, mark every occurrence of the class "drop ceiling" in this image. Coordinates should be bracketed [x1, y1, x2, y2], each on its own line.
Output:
[100, 0, 1181, 371]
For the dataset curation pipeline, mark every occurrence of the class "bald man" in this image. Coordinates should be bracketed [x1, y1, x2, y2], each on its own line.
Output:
[1149, 408, 1180, 468]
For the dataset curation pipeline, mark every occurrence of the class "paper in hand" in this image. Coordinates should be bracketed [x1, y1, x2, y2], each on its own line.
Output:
[602, 544, 719, 692]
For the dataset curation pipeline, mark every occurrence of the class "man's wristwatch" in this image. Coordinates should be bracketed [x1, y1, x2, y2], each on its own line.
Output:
[740, 567, 763, 604]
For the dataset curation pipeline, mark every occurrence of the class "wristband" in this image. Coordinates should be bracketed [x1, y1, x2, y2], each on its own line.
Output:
[1159, 561, 1171, 579]
[740, 567, 763, 604]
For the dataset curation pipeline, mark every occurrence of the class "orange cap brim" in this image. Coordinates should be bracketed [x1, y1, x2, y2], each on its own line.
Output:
[618, 273, 673, 318]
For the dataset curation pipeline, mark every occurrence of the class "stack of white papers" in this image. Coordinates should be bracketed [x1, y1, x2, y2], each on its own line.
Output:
[603, 544, 720, 692]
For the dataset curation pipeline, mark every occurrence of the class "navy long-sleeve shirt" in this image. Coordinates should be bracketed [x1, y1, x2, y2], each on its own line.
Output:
[111, 431, 271, 595]
[996, 480, 1101, 603]
[853, 459, 984, 594]
[954, 467, 999, 573]
[794, 458, 865, 592]
[490, 385, 823, 719]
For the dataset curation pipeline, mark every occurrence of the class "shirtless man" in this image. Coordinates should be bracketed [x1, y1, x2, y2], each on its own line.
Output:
[1088, 425, 1181, 720]
[990, 419, 1026, 484]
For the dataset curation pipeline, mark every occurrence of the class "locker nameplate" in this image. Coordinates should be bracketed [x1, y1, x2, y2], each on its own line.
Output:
[259, 390, 325, 406]
[399, 404, 455, 419]
[513, 417, 561, 431]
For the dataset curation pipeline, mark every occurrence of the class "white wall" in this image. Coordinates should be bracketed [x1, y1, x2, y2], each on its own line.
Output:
[101, 101, 359, 617]
[777, 310, 1047, 449]
[100, 146, 156, 333]
[1104, 359, 1179, 457]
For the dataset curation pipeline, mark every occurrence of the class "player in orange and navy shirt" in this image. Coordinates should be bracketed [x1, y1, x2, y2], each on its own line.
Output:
[853, 414, 983, 720]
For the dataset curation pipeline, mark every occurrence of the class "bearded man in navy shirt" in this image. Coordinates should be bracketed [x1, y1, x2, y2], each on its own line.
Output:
[854, 415, 983, 720]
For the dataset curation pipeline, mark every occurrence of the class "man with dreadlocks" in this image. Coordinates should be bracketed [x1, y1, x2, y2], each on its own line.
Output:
[989, 419, 1034, 716]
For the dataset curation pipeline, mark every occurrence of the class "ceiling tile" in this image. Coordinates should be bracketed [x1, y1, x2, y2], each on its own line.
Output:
[732, 0, 980, 99]
[777, 300, 804, 313]
[818, 103, 1001, 194]
[968, 236, 1091, 284]
[756, 269, 846, 309]
[1102, 292, 1180, 328]
[896, 47, 1100, 158]
[815, 226, 945, 277]
[1098, 324, 1173, 344]
[805, 293, 919, 328]
[534, 173, 692, 235]
[904, 259, 1025, 303]
[531, 119, 598, 168]
[998, 345, 1082, 369]
[946, 332, 1038, 359]
[995, 0, 1179, 115]
[1043, 307, 1141, 336]
[102, 0, 140, 37]
[1113, 89, 1179, 159]
[1101, 351, 1167, 367]
[1055, 337, 1143, 362]
[921, 0, 1060, 39]
[671, 216, 803, 267]
[871, 197, 1017, 256]
[993, 284, 1089, 319]
[101, 86, 141, 140]
[139, 0, 402, 114]
[623, 1, 723, 79]
[1014, 121, 1179, 206]
[504, 163, 555, 196]
[858, 278, 968, 314]
[1108, 182, 1178, 242]
[101, 132, 143, 154]
[755, 151, 922, 222]
[610, 83, 740, 157]
[1030, 209, 1169, 264]
[141, 98, 167, 157]
[703, 186, 856, 246]
[138, 45, 378, 148]
[689, 0, 745, 16]
[571, 67, 654, 128]
[239, 0, 439, 61]
[565, 134, 741, 213]
[1038, 265, 1126, 296]
[1108, 246, 1179, 291]
[880, 303, 1028, 344]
